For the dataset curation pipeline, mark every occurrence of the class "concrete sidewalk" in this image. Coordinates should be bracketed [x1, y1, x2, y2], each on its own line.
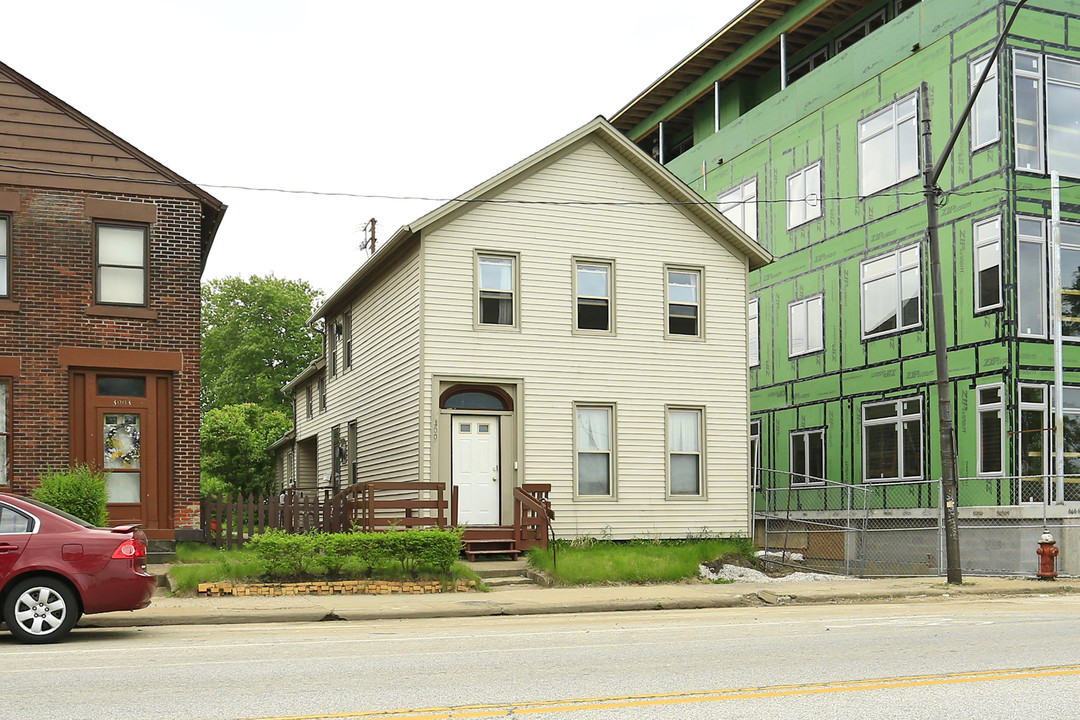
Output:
[80, 574, 1080, 630]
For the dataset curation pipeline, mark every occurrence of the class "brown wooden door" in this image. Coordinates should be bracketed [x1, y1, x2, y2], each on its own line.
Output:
[70, 371, 173, 534]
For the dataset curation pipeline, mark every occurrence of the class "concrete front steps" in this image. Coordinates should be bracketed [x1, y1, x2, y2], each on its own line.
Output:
[462, 558, 537, 589]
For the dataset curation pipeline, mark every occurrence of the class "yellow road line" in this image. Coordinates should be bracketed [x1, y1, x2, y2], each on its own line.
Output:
[248, 664, 1080, 720]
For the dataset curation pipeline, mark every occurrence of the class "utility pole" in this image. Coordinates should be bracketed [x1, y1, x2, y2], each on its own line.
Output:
[922, 0, 1027, 584]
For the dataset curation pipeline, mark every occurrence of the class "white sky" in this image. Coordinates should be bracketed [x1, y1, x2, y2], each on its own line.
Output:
[4, 1, 744, 296]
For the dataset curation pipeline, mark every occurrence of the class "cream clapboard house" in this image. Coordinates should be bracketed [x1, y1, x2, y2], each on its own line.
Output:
[279, 117, 771, 539]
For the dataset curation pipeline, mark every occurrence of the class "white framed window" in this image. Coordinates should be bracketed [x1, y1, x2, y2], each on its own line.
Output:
[970, 54, 999, 150]
[0, 379, 9, 487]
[790, 429, 825, 485]
[836, 8, 886, 54]
[976, 384, 1004, 476]
[787, 162, 822, 229]
[666, 266, 702, 337]
[668, 407, 703, 497]
[749, 419, 761, 490]
[1062, 222, 1080, 340]
[96, 223, 147, 306]
[575, 404, 614, 497]
[858, 93, 919, 196]
[328, 318, 338, 377]
[973, 216, 1002, 312]
[1019, 384, 1048, 502]
[787, 47, 828, 85]
[343, 309, 352, 370]
[749, 298, 759, 367]
[862, 397, 923, 482]
[1018, 217, 1047, 337]
[476, 253, 517, 327]
[860, 244, 921, 338]
[1014, 51, 1044, 173]
[574, 259, 613, 333]
[788, 295, 824, 357]
[0, 216, 8, 298]
[717, 179, 758, 240]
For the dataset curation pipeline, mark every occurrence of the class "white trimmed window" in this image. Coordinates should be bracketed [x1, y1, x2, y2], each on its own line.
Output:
[666, 267, 701, 337]
[863, 397, 923, 482]
[1014, 51, 1044, 172]
[749, 298, 759, 367]
[1019, 385, 1048, 500]
[973, 216, 1002, 312]
[668, 408, 703, 496]
[574, 260, 612, 333]
[575, 405, 614, 497]
[860, 244, 921, 338]
[0, 216, 8, 298]
[0, 379, 9, 487]
[976, 385, 1004, 476]
[835, 8, 886, 54]
[749, 419, 761, 490]
[1014, 52, 1080, 177]
[717, 179, 758, 240]
[789, 295, 824, 357]
[96, 223, 147, 306]
[970, 55, 999, 150]
[1018, 217, 1047, 337]
[858, 93, 919, 196]
[790, 429, 825, 486]
[787, 162, 822, 228]
[477, 254, 516, 327]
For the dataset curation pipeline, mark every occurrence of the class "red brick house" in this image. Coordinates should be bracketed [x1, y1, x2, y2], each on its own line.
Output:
[0, 61, 225, 542]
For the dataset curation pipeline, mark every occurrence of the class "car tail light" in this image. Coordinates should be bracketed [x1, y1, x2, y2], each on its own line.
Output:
[111, 538, 147, 560]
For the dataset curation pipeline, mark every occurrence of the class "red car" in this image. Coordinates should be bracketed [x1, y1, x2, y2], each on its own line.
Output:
[0, 493, 156, 643]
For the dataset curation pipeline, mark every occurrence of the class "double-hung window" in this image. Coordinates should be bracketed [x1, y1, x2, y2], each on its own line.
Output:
[575, 405, 614, 497]
[328, 319, 338, 377]
[318, 378, 326, 412]
[789, 295, 823, 357]
[0, 216, 8, 298]
[717, 179, 758, 240]
[1014, 51, 1044, 172]
[668, 407, 703, 496]
[976, 385, 1004, 476]
[861, 245, 921, 338]
[749, 419, 761, 490]
[574, 260, 612, 332]
[666, 267, 701, 337]
[862, 397, 922, 482]
[858, 93, 919, 196]
[1019, 384, 1048, 502]
[0, 379, 9, 487]
[96, 223, 147, 306]
[787, 162, 822, 229]
[973, 217, 1002, 312]
[748, 298, 759, 367]
[477, 254, 516, 327]
[342, 310, 352, 370]
[305, 386, 313, 419]
[970, 55, 999, 150]
[790, 429, 824, 485]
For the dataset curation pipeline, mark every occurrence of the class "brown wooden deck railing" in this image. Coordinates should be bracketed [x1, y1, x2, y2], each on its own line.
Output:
[513, 483, 554, 551]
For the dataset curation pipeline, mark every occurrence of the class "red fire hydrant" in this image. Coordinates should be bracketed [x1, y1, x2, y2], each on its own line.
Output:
[1037, 531, 1059, 581]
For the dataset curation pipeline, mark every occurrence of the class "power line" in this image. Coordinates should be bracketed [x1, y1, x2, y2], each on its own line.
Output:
[0, 160, 1076, 207]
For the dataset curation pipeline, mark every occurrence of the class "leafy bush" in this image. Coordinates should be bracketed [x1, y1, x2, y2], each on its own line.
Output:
[32, 464, 108, 526]
[246, 529, 318, 578]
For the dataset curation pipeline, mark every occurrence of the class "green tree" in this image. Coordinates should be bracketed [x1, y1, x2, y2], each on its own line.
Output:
[201, 403, 293, 496]
[201, 275, 323, 412]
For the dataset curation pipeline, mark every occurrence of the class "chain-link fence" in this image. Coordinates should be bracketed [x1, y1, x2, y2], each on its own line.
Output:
[755, 471, 1072, 577]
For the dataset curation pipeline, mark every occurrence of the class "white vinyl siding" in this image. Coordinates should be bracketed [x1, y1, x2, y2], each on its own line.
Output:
[858, 93, 918, 196]
[420, 140, 751, 538]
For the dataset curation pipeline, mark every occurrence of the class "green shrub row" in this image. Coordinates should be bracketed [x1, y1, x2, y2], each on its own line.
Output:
[246, 528, 465, 579]
[32, 464, 109, 526]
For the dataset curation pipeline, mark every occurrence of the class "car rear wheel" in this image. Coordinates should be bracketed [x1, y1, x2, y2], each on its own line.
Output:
[3, 577, 79, 644]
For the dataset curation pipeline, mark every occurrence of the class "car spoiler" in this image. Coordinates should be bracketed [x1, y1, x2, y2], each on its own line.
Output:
[109, 524, 142, 533]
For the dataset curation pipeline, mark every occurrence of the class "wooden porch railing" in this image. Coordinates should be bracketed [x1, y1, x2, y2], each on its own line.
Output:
[326, 481, 451, 532]
[201, 489, 329, 549]
[513, 483, 554, 551]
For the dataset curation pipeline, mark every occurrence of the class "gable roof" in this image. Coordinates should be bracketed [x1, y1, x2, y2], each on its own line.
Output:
[0, 60, 227, 269]
[313, 116, 771, 321]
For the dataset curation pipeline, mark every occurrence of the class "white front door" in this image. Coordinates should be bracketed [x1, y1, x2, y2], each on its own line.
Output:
[452, 415, 500, 525]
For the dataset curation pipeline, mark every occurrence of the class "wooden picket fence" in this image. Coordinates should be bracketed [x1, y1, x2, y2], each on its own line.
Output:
[201, 489, 331, 549]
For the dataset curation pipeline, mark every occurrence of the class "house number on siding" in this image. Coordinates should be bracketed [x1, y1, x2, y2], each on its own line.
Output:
[432, 420, 438, 441]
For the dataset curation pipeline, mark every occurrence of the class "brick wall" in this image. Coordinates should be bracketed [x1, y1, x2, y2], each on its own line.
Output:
[0, 185, 203, 531]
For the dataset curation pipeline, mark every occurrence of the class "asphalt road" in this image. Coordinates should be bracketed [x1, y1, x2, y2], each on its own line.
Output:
[4, 596, 1080, 719]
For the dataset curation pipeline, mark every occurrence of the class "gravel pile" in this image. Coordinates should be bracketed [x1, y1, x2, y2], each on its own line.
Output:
[699, 563, 864, 583]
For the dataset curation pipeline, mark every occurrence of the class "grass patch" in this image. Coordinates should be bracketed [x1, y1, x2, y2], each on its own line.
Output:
[168, 542, 485, 593]
[527, 537, 753, 585]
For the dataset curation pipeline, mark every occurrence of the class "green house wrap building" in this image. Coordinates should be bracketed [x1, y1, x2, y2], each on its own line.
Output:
[613, 0, 1080, 573]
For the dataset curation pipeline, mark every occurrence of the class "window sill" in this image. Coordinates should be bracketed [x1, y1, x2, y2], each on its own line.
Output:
[0, 299, 20, 312]
[87, 304, 158, 320]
